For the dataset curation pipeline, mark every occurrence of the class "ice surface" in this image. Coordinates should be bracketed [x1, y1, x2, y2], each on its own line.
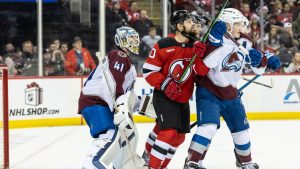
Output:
[8, 121, 300, 169]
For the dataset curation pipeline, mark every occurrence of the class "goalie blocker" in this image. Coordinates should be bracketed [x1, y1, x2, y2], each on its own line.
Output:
[138, 94, 157, 119]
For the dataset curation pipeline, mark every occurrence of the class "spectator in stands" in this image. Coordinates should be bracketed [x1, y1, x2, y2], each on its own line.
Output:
[265, 14, 284, 33]
[287, 0, 299, 16]
[106, 0, 128, 51]
[175, 0, 197, 11]
[107, 0, 129, 11]
[1, 44, 17, 75]
[132, 9, 154, 38]
[64, 37, 96, 76]
[140, 27, 161, 58]
[272, 1, 283, 16]
[249, 13, 261, 44]
[126, 1, 140, 25]
[60, 42, 69, 58]
[285, 50, 300, 73]
[53, 38, 61, 50]
[277, 2, 293, 23]
[292, 12, 300, 42]
[241, 3, 252, 19]
[279, 22, 299, 49]
[264, 26, 281, 53]
[16, 40, 38, 76]
[1, 43, 15, 57]
[44, 42, 65, 76]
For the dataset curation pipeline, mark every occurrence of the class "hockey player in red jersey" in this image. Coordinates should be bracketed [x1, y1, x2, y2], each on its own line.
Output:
[141, 10, 224, 169]
[78, 26, 146, 169]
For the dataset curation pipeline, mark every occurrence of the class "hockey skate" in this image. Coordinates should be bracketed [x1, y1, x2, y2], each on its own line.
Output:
[236, 162, 259, 169]
[142, 150, 150, 166]
[183, 158, 206, 169]
[234, 149, 259, 169]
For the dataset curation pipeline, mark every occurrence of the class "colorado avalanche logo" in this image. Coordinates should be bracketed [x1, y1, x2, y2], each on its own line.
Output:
[169, 59, 191, 83]
[221, 49, 244, 72]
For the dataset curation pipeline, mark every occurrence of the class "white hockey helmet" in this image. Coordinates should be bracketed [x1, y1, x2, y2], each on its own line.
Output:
[241, 15, 250, 34]
[219, 8, 246, 34]
[115, 26, 140, 55]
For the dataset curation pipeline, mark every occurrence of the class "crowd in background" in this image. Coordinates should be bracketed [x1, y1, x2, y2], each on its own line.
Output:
[0, 0, 300, 76]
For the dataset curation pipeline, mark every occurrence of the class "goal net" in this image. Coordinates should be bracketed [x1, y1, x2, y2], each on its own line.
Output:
[0, 65, 9, 169]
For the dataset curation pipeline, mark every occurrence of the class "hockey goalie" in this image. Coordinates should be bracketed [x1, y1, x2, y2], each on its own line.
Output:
[78, 26, 147, 169]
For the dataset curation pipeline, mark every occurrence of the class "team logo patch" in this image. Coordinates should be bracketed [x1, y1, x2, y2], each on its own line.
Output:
[169, 59, 191, 83]
[221, 49, 243, 72]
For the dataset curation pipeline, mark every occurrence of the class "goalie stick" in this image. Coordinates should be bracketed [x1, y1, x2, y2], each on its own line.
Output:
[189, 72, 273, 129]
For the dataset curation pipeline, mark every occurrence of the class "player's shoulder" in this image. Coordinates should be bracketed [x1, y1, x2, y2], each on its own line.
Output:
[108, 50, 128, 58]
[239, 33, 252, 42]
[157, 37, 179, 49]
[107, 49, 131, 66]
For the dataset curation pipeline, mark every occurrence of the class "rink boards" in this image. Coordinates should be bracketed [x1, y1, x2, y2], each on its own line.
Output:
[6, 74, 300, 128]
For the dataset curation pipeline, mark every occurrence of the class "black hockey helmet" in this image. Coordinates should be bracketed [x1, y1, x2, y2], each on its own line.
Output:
[170, 10, 192, 29]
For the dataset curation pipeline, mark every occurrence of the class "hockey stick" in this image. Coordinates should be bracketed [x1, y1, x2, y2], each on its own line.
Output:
[189, 74, 266, 129]
[242, 77, 273, 88]
[187, 0, 249, 55]
[95, 52, 142, 168]
[179, 0, 229, 83]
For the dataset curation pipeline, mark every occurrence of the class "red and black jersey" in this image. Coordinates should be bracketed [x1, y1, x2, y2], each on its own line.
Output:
[143, 37, 196, 103]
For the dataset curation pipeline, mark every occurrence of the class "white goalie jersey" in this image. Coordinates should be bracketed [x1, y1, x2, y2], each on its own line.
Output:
[79, 50, 137, 112]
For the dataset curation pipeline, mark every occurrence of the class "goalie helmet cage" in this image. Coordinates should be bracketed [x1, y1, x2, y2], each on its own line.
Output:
[0, 65, 9, 169]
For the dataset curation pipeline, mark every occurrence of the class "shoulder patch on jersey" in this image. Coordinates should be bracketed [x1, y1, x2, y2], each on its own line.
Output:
[108, 50, 128, 58]
[117, 51, 127, 58]
[157, 37, 180, 49]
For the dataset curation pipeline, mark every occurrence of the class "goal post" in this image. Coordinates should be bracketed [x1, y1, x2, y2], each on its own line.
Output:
[0, 65, 9, 169]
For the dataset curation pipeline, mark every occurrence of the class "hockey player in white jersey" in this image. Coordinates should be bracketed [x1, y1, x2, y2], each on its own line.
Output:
[184, 8, 281, 169]
[78, 26, 146, 169]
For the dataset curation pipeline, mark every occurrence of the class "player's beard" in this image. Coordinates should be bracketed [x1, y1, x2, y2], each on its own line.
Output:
[182, 26, 198, 41]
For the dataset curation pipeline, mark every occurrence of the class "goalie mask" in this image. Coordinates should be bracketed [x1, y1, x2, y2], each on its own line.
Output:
[115, 26, 140, 55]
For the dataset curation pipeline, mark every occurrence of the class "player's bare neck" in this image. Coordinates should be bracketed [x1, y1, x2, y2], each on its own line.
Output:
[174, 32, 188, 43]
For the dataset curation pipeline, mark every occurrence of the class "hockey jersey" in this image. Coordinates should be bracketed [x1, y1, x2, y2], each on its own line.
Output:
[195, 34, 266, 100]
[78, 50, 137, 112]
[143, 37, 196, 103]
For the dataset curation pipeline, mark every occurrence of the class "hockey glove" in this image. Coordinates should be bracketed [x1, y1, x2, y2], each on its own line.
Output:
[208, 21, 227, 47]
[246, 48, 263, 67]
[193, 41, 207, 58]
[160, 77, 181, 101]
[265, 52, 281, 70]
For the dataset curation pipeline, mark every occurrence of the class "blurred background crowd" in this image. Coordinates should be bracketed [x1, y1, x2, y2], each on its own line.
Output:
[0, 0, 300, 76]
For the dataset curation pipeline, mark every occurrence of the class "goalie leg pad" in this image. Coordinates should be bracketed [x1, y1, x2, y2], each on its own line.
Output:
[83, 129, 120, 169]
